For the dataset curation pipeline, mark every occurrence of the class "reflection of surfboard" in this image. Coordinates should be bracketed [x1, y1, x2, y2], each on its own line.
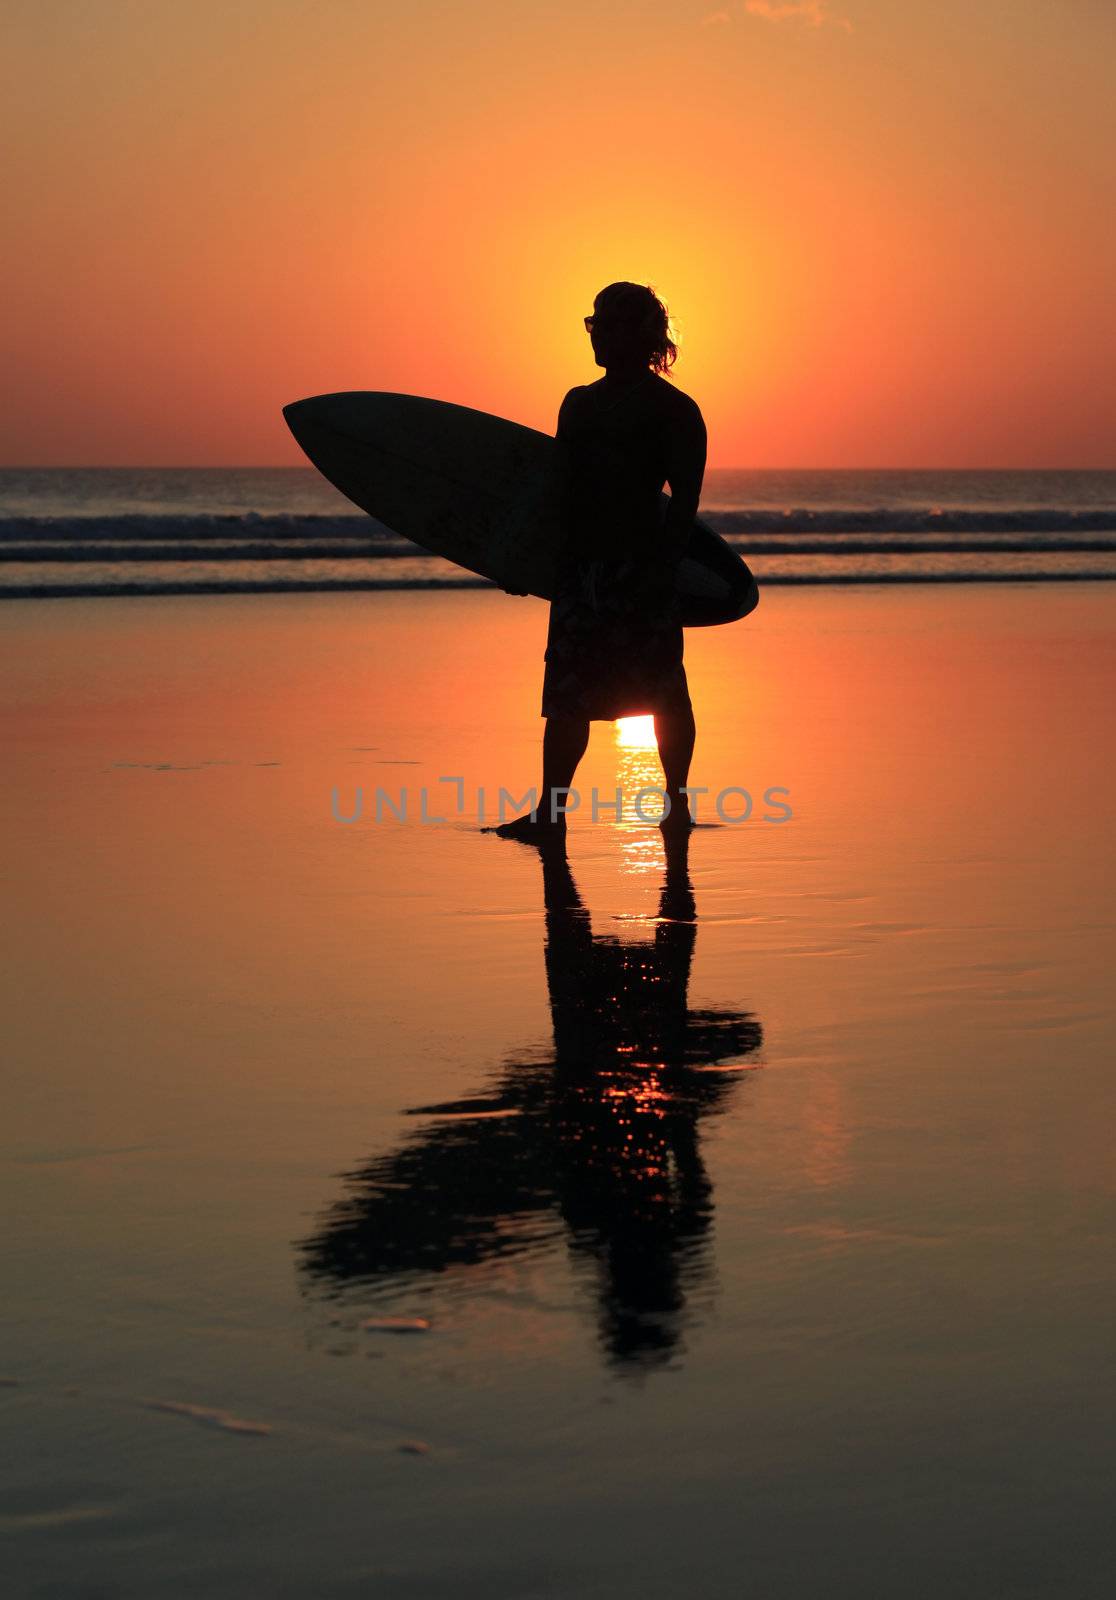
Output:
[283, 392, 758, 627]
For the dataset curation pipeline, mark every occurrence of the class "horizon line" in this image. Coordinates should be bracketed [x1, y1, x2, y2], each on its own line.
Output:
[3, 463, 1116, 475]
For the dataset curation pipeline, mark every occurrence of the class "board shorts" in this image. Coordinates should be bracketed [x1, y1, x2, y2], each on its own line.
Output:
[541, 557, 691, 721]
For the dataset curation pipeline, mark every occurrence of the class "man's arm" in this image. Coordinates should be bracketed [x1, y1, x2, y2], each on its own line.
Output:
[661, 398, 707, 565]
[501, 389, 582, 595]
[555, 387, 584, 548]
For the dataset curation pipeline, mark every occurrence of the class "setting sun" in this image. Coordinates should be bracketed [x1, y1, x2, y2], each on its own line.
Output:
[5, 2, 1113, 468]
[615, 715, 658, 750]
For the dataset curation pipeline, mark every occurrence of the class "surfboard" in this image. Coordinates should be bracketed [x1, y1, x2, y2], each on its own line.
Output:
[282, 391, 758, 627]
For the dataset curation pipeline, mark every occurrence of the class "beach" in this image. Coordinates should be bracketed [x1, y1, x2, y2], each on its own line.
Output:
[3, 582, 1114, 1597]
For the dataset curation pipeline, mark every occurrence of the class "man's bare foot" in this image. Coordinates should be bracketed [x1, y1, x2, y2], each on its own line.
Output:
[488, 813, 567, 843]
[659, 799, 694, 835]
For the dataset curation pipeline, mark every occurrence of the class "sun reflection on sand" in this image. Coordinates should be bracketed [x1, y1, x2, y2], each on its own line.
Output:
[608, 718, 671, 877]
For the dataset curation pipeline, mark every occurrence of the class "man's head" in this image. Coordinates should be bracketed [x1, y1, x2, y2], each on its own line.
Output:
[586, 282, 677, 374]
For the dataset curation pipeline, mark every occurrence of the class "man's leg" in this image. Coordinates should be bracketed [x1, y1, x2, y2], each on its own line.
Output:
[494, 715, 590, 838]
[542, 714, 591, 818]
[654, 702, 696, 827]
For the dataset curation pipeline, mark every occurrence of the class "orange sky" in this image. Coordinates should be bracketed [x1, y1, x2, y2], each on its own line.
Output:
[3, 0, 1114, 467]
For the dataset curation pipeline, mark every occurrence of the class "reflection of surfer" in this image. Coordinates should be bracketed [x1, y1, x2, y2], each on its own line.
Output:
[497, 283, 707, 842]
[298, 828, 763, 1374]
[538, 828, 757, 1370]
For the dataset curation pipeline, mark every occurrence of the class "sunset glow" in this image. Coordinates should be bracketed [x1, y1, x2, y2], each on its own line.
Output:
[4, 1, 1114, 467]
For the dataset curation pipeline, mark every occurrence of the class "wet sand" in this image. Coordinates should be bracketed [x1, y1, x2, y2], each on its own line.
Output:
[2, 584, 1115, 1598]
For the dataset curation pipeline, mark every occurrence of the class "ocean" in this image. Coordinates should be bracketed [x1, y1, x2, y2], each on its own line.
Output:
[2, 467, 1115, 597]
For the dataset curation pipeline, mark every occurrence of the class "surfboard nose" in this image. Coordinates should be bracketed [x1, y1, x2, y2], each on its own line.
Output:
[282, 397, 311, 425]
[282, 396, 320, 447]
[283, 393, 341, 438]
[283, 395, 367, 465]
[284, 393, 355, 437]
[284, 392, 400, 454]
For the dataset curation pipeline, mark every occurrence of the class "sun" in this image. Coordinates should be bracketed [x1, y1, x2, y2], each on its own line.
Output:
[614, 715, 658, 750]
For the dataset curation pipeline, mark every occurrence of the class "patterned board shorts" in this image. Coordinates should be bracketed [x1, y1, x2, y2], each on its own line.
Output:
[541, 558, 692, 721]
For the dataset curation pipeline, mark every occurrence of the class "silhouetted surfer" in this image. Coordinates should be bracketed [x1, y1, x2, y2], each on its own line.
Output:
[496, 282, 707, 840]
